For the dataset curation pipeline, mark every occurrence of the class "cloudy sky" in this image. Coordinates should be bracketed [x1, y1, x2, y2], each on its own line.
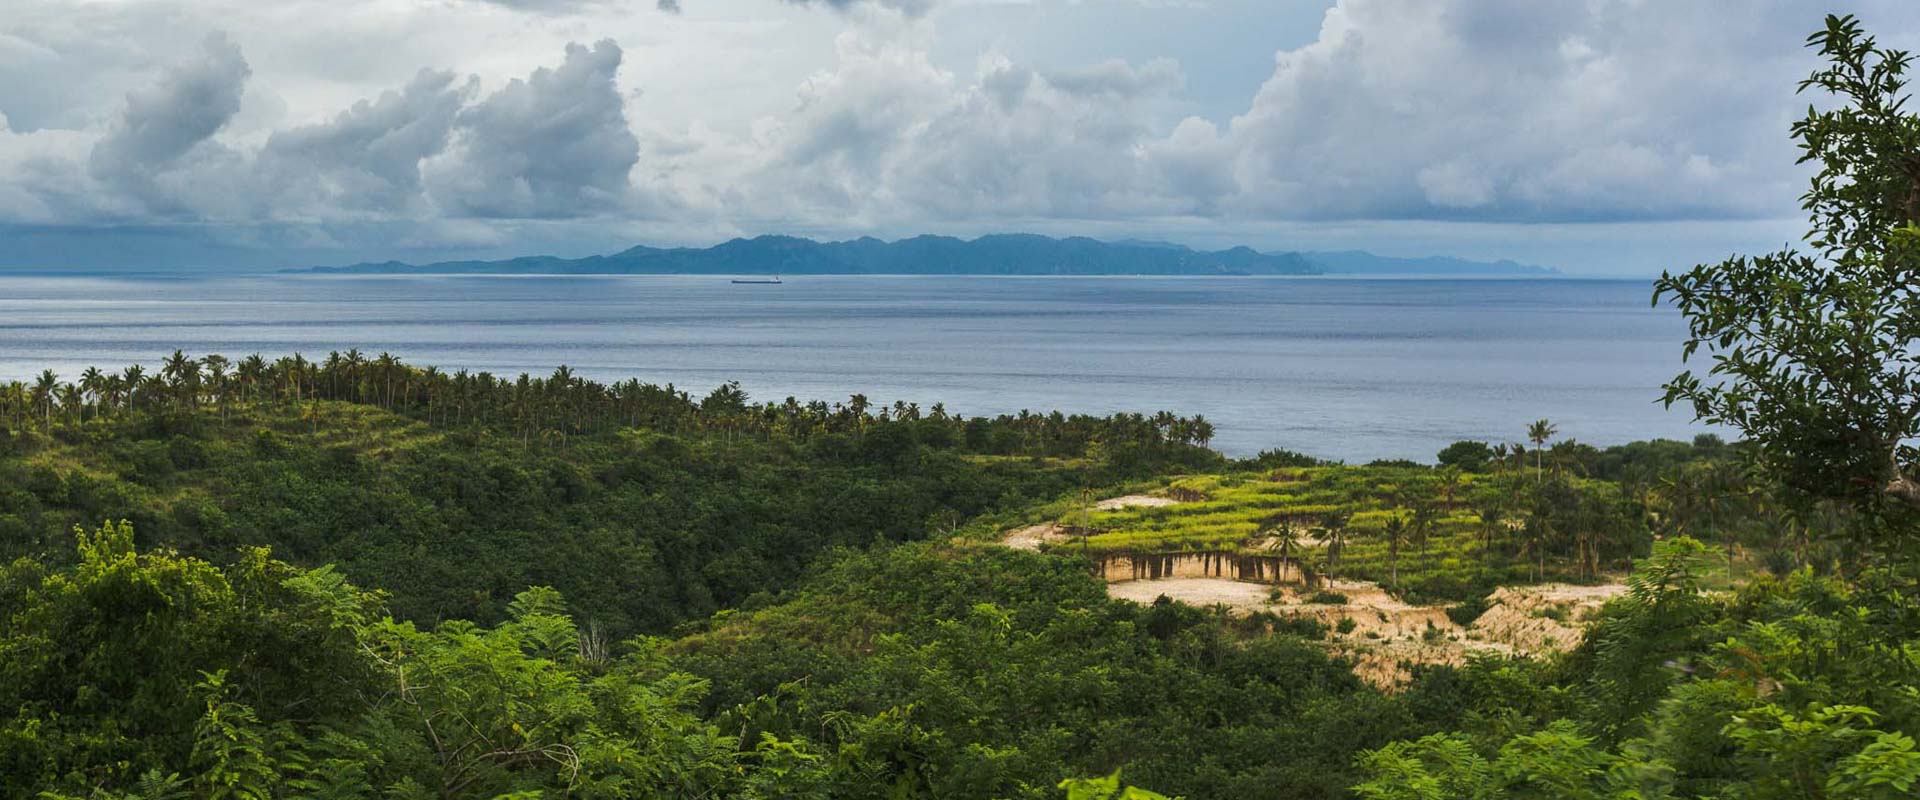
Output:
[2, 0, 1913, 275]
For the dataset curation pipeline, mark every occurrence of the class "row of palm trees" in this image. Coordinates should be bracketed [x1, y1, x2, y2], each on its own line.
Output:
[0, 351, 1218, 458]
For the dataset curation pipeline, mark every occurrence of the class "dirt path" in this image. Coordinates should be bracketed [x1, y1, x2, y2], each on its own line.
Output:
[1094, 494, 1179, 510]
[1001, 522, 1068, 551]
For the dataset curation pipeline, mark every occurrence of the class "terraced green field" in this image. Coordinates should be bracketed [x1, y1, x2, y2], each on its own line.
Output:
[1079, 468, 1472, 549]
[1040, 465, 1636, 600]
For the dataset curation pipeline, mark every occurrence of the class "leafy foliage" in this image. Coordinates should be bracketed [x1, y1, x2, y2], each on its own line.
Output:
[1655, 13, 1920, 532]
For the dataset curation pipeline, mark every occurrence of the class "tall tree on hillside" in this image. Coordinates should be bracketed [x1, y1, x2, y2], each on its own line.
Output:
[1519, 512, 1552, 583]
[1527, 419, 1558, 483]
[1192, 415, 1215, 449]
[1437, 466, 1464, 508]
[120, 365, 144, 413]
[202, 354, 230, 418]
[1657, 15, 1920, 537]
[1316, 511, 1352, 581]
[78, 367, 104, 421]
[1409, 501, 1438, 568]
[56, 383, 81, 426]
[1259, 513, 1304, 579]
[3, 381, 23, 430]
[32, 370, 57, 432]
[238, 354, 267, 408]
[162, 350, 199, 410]
[1473, 499, 1506, 563]
[1382, 514, 1408, 588]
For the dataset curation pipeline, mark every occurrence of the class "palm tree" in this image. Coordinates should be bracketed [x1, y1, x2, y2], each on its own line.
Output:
[103, 374, 126, 417]
[342, 348, 366, 403]
[78, 367, 105, 421]
[120, 365, 145, 413]
[31, 370, 57, 432]
[238, 354, 268, 409]
[57, 383, 82, 426]
[1490, 443, 1511, 474]
[3, 381, 25, 431]
[1409, 501, 1438, 568]
[1518, 514, 1550, 582]
[1437, 466, 1463, 508]
[288, 353, 311, 405]
[202, 354, 230, 418]
[1473, 499, 1506, 562]
[323, 351, 344, 399]
[1526, 419, 1558, 482]
[421, 366, 444, 423]
[1316, 510, 1352, 580]
[1259, 513, 1304, 581]
[161, 350, 201, 410]
[1382, 513, 1408, 588]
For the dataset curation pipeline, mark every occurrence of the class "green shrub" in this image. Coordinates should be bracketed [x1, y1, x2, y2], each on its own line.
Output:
[1272, 614, 1330, 639]
[1445, 596, 1489, 627]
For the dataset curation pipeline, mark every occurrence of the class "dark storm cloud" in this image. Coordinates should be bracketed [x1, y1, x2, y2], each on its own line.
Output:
[259, 69, 475, 217]
[86, 32, 249, 215]
[425, 40, 641, 219]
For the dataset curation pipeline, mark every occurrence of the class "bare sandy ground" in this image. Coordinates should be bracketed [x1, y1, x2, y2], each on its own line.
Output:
[1104, 575, 1624, 688]
[1000, 494, 1182, 550]
[1107, 577, 1274, 606]
[1094, 494, 1180, 510]
[1472, 582, 1625, 653]
[1001, 522, 1068, 551]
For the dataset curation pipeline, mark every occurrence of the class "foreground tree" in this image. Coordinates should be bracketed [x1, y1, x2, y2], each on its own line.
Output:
[1657, 15, 1920, 532]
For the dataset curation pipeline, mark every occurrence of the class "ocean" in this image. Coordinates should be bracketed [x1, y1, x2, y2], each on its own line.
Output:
[0, 274, 1706, 461]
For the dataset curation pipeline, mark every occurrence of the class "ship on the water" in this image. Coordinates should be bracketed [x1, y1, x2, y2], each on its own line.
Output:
[731, 276, 783, 284]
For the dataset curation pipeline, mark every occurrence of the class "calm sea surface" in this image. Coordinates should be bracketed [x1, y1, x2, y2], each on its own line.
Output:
[0, 274, 1706, 460]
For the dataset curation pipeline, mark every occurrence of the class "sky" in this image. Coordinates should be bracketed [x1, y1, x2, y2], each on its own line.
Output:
[1, 0, 1914, 276]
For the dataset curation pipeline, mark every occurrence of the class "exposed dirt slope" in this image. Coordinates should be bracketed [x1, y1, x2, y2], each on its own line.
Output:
[1105, 576, 1624, 688]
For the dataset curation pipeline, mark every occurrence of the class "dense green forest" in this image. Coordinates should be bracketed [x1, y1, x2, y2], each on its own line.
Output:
[0, 355, 1218, 635]
[5, 12, 1920, 800]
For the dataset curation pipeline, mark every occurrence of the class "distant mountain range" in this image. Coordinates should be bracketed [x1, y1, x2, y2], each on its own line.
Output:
[297, 234, 1557, 277]
[1298, 250, 1556, 276]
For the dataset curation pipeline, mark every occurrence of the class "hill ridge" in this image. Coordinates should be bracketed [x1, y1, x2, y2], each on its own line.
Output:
[294, 234, 1558, 276]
